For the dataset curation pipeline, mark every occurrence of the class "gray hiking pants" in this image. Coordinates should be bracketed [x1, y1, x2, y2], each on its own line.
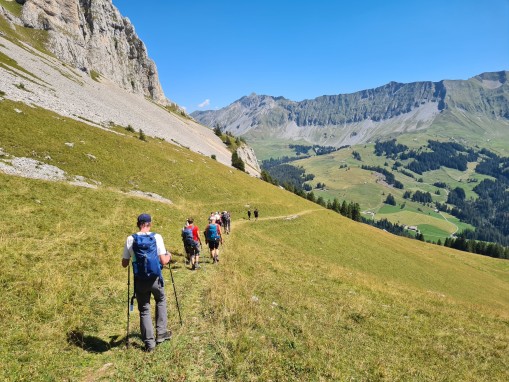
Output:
[135, 276, 168, 349]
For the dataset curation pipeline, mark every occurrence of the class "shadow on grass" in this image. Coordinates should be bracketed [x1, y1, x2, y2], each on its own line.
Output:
[67, 330, 127, 353]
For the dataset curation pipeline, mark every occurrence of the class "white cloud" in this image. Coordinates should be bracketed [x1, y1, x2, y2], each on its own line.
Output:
[198, 99, 210, 108]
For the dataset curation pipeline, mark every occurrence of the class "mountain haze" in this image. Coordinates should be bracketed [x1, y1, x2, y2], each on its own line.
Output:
[192, 71, 509, 149]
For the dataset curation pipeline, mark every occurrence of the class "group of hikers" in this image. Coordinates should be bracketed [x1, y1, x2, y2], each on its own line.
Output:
[181, 211, 231, 270]
[247, 208, 259, 220]
[122, 208, 260, 352]
[121, 211, 232, 352]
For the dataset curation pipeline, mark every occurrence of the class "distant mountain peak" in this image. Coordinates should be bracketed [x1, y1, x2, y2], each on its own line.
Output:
[192, 71, 509, 147]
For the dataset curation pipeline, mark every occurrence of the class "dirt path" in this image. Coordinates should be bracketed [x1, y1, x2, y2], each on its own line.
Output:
[231, 208, 324, 228]
[438, 211, 459, 236]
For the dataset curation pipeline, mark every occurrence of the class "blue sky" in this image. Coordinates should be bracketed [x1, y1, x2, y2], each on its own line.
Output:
[112, 0, 509, 113]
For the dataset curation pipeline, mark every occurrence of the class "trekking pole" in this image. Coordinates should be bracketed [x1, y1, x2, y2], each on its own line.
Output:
[168, 263, 183, 326]
[126, 265, 130, 348]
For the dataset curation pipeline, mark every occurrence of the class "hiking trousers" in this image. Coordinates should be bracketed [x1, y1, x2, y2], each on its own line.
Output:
[134, 276, 168, 349]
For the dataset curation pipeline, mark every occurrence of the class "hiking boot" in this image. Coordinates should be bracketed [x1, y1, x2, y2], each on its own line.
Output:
[156, 331, 172, 345]
[144, 345, 155, 353]
[194, 263, 201, 269]
[191, 263, 196, 270]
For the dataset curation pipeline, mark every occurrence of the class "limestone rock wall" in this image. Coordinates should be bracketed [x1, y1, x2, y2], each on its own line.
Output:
[237, 145, 261, 177]
[19, 0, 166, 103]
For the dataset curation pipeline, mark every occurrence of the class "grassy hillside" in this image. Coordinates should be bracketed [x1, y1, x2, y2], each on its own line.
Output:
[1, 99, 509, 381]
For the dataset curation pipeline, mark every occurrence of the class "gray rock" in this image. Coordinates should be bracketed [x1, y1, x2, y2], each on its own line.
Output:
[20, 0, 165, 103]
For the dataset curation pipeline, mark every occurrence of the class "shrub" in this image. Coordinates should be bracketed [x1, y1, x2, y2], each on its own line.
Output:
[90, 70, 101, 82]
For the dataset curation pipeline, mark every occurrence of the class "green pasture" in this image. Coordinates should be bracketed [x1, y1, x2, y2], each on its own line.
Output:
[246, 138, 307, 161]
[376, 209, 456, 234]
[418, 224, 451, 240]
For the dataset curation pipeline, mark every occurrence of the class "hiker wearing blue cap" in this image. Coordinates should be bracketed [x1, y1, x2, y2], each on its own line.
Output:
[122, 213, 172, 352]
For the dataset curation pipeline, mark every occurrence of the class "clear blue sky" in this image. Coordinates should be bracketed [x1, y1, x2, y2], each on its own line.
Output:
[112, 0, 509, 112]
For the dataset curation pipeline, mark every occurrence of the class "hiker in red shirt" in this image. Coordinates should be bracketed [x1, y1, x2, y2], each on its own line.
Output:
[182, 217, 202, 270]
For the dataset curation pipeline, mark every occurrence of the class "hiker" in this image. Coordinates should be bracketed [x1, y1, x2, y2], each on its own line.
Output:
[222, 211, 231, 234]
[247, 209, 251, 220]
[204, 216, 223, 263]
[122, 213, 172, 352]
[254, 208, 259, 221]
[181, 217, 202, 270]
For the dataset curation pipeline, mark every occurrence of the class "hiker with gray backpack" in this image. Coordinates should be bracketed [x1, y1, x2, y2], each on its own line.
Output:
[221, 211, 231, 234]
[204, 216, 223, 263]
[122, 213, 172, 352]
[181, 217, 202, 270]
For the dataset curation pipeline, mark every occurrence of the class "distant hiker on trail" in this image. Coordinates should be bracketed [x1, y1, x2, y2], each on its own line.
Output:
[122, 213, 172, 352]
[254, 208, 259, 221]
[204, 216, 223, 263]
[247, 209, 251, 220]
[221, 211, 231, 234]
[181, 217, 202, 270]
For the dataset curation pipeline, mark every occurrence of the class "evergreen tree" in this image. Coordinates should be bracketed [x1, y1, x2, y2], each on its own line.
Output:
[385, 194, 396, 205]
[340, 200, 348, 216]
[213, 123, 222, 137]
[332, 198, 341, 213]
[350, 203, 361, 221]
[231, 150, 245, 171]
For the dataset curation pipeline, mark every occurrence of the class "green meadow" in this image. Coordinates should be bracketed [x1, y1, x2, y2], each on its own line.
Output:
[1, 98, 509, 381]
[287, 141, 488, 242]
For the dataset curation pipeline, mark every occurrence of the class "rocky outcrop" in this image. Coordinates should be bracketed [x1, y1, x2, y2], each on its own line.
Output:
[0, 30, 233, 168]
[237, 145, 261, 177]
[18, 0, 165, 103]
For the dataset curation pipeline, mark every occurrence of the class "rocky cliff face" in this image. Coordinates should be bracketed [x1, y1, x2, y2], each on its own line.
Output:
[237, 145, 261, 176]
[17, 0, 166, 103]
[192, 71, 509, 147]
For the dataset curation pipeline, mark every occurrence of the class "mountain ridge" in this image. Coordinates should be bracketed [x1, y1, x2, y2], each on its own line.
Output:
[192, 70, 509, 149]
